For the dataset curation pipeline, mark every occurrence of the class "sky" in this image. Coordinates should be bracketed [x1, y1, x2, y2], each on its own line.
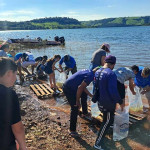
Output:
[0, 0, 150, 22]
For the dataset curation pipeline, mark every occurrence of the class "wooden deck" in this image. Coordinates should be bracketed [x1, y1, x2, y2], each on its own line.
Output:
[30, 83, 63, 99]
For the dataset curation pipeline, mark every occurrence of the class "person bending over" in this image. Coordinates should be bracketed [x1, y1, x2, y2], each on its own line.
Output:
[131, 65, 150, 112]
[44, 55, 61, 89]
[59, 54, 77, 75]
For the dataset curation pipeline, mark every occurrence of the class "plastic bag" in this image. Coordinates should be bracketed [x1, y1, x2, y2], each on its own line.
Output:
[91, 102, 100, 117]
[113, 106, 129, 141]
[127, 86, 143, 112]
[56, 72, 67, 88]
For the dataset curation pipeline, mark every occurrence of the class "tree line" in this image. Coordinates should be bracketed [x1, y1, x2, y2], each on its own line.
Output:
[0, 16, 150, 30]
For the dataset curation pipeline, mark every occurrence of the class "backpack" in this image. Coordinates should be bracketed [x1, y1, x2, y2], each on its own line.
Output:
[92, 68, 104, 103]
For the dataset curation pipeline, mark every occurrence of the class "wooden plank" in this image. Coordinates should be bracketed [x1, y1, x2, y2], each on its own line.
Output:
[34, 84, 47, 96]
[129, 114, 142, 121]
[129, 112, 146, 120]
[95, 116, 103, 122]
[57, 87, 63, 93]
[30, 85, 41, 97]
[39, 84, 51, 96]
[43, 84, 55, 94]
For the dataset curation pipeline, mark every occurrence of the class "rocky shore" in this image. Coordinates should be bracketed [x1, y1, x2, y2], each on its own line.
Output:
[15, 83, 150, 150]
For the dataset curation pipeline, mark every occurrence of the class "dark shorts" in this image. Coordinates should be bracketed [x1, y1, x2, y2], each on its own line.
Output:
[117, 80, 125, 100]
[65, 65, 77, 75]
[45, 68, 53, 75]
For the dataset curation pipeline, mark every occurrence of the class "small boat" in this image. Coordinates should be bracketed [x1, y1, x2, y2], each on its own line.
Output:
[10, 38, 39, 43]
[46, 40, 62, 46]
[9, 36, 65, 46]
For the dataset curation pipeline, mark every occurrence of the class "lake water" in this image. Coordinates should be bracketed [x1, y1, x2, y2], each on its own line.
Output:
[0, 26, 150, 70]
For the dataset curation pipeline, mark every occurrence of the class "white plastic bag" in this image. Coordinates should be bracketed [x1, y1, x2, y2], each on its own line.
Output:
[127, 86, 143, 112]
[91, 102, 100, 117]
[113, 106, 129, 141]
[56, 72, 67, 88]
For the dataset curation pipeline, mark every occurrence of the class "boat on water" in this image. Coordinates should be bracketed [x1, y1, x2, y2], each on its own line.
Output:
[9, 36, 65, 46]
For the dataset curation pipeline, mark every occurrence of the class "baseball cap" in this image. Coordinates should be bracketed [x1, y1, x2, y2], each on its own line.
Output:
[105, 55, 116, 64]
[102, 43, 110, 52]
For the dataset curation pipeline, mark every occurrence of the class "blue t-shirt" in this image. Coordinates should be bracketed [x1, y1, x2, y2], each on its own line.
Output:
[7, 54, 13, 58]
[95, 68, 121, 111]
[14, 53, 23, 61]
[135, 66, 150, 88]
[7, 54, 14, 61]
[64, 69, 94, 94]
[59, 55, 76, 68]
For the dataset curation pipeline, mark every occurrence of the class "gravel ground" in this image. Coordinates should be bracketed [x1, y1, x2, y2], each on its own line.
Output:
[14, 84, 150, 150]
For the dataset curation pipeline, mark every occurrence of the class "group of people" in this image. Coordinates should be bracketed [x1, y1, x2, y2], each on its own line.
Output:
[62, 43, 150, 150]
[0, 43, 77, 88]
[0, 41, 150, 150]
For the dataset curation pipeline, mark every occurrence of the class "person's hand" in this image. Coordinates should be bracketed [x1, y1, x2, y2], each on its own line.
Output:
[120, 103, 125, 111]
[64, 70, 68, 74]
[75, 101, 81, 110]
[141, 90, 146, 95]
[132, 91, 136, 95]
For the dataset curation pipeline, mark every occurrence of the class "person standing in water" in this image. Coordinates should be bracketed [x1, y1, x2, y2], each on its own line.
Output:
[44, 55, 61, 89]
[89, 43, 110, 70]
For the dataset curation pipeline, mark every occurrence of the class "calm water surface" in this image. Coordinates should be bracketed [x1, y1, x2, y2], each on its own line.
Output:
[0, 26, 150, 70]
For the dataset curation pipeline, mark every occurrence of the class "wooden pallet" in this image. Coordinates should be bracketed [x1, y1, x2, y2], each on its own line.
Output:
[24, 75, 36, 81]
[17, 71, 37, 81]
[80, 106, 147, 126]
[30, 83, 63, 99]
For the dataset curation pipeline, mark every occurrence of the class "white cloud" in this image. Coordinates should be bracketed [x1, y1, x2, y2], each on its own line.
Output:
[60, 13, 106, 21]
[0, 10, 35, 16]
[0, 9, 37, 21]
[0, 16, 35, 21]
[67, 11, 78, 14]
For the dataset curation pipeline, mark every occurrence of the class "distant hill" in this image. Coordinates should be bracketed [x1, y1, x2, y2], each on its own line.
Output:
[0, 16, 150, 30]
[82, 16, 150, 27]
[0, 17, 84, 30]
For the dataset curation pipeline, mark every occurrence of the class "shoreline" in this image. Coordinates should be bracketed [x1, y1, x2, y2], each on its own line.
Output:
[15, 79, 150, 150]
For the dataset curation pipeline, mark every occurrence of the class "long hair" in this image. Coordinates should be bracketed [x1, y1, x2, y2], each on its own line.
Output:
[47, 55, 61, 62]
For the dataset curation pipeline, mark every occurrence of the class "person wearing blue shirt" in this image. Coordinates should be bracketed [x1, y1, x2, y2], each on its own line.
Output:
[7, 50, 16, 61]
[63, 67, 99, 137]
[14, 53, 23, 61]
[59, 55, 77, 75]
[131, 65, 150, 111]
[94, 55, 123, 150]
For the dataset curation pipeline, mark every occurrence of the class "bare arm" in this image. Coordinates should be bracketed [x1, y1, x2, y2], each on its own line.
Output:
[129, 78, 136, 95]
[101, 56, 106, 66]
[59, 64, 63, 72]
[52, 61, 57, 70]
[84, 88, 93, 98]
[12, 121, 27, 150]
[76, 81, 87, 108]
